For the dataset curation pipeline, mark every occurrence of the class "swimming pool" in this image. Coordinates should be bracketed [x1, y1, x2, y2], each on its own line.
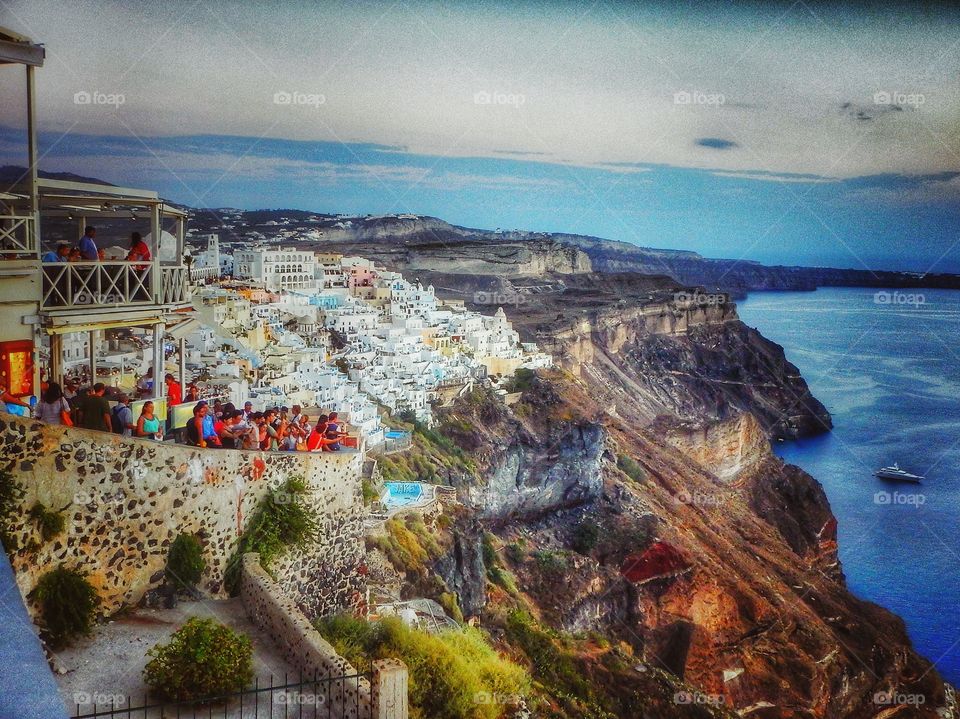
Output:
[381, 481, 424, 511]
[384, 430, 408, 440]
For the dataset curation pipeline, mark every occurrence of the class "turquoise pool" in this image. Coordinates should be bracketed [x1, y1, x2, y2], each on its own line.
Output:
[384, 430, 408, 440]
[381, 482, 424, 511]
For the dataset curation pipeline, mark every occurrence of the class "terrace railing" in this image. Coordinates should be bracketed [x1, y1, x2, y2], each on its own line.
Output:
[41, 262, 191, 310]
[0, 214, 37, 255]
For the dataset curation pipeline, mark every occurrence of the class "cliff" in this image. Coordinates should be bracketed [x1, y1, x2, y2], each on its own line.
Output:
[409, 374, 950, 718]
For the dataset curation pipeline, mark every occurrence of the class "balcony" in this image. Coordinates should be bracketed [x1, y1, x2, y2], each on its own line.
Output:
[41, 262, 191, 310]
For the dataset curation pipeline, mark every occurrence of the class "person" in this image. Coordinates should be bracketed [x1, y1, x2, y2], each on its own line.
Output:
[306, 414, 337, 452]
[78, 226, 99, 261]
[250, 412, 267, 450]
[68, 247, 82, 262]
[325, 411, 346, 451]
[214, 409, 245, 449]
[78, 382, 111, 432]
[1, 380, 31, 416]
[136, 400, 163, 440]
[136, 368, 153, 398]
[213, 399, 223, 420]
[41, 244, 70, 263]
[242, 401, 253, 420]
[186, 402, 219, 447]
[35, 382, 71, 425]
[126, 232, 151, 264]
[184, 382, 200, 403]
[261, 409, 285, 450]
[164, 373, 182, 406]
[111, 394, 134, 437]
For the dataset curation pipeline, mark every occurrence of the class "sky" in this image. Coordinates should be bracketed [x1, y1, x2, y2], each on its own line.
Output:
[1, 0, 958, 271]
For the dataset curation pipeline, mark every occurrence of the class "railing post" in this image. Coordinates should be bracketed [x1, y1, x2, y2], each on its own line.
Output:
[371, 659, 407, 719]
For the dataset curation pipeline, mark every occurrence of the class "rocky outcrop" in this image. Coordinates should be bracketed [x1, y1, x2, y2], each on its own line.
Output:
[431, 517, 487, 617]
[531, 296, 831, 439]
[433, 373, 950, 718]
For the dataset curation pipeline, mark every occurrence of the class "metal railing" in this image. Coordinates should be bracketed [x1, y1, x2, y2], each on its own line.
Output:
[41, 263, 191, 309]
[0, 214, 37, 254]
[70, 671, 372, 719]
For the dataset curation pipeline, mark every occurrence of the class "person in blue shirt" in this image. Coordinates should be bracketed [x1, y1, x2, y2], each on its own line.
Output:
[78, 226, 99, 261]
[41, 244, 70, 263]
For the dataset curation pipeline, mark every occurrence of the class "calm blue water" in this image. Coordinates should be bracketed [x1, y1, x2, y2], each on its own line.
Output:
[738, 287, 960, 684]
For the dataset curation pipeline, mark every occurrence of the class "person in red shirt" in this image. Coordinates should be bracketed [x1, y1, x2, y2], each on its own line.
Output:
[164, 373, 182, 406]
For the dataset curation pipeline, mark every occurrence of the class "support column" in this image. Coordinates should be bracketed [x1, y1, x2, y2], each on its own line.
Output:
[152, 324, 164, 400]
[49, 333, 63, 389]
[87, 330, 96, 386]
[178, 337, 186, 393]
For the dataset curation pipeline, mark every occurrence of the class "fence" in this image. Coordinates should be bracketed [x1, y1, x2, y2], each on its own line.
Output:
[70, 672, 373, 718]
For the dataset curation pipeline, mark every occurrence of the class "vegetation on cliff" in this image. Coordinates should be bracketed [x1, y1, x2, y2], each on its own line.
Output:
[30, 566, 100, 648]
[316, 615, 530, 719]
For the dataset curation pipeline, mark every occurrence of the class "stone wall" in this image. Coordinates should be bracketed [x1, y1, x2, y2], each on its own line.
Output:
[240, 553, 408, 719]
[0, 412, 366, 619]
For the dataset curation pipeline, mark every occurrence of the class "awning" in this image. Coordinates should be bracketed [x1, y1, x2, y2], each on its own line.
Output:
[45, 318, 164, 335]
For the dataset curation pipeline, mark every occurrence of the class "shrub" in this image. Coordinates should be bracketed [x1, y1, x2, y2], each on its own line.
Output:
[616, 454, 645, 483]
[225, 477, 319, 592]
[438, 592, 464, 623]
[31, 566, 99, 647]
[144, 617, 253, 701]
[316, 615, 530, 719]
[571, 521, 599, 555]
[361, 478, 380, 505]
[29, 502, 66, 542]
[166, 534, 205, 591]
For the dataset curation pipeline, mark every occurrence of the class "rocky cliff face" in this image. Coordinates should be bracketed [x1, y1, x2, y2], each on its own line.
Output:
[524, 293, 831, 440]
[428, 374, 950, 718]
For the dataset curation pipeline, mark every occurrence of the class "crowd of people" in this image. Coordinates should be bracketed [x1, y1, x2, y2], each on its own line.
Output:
[184, 401, 347, 452]
[40, 227, 152, 265]
[8, 378, 350, 453]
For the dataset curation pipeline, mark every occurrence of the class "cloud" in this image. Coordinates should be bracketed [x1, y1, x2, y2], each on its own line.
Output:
[696, 138, 738, 150]
[710, 170, 835, 184]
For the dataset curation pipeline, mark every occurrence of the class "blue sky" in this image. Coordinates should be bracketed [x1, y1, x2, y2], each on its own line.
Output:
[1, 0, 958, 271]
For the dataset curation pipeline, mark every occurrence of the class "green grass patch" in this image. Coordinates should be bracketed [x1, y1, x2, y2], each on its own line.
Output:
[316, 615, 530, 719]
[28, 502, 65, 542]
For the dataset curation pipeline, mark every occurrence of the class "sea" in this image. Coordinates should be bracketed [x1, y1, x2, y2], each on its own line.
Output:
[737, 286, 960, 685]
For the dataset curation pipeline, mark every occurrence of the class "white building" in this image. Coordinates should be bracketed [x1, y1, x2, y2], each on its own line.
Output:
[234, 246, 317, 291]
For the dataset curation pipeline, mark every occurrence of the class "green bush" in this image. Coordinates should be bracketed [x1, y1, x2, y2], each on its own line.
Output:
[31, 566, 100, 647]
[571, 521, 599, 555]
[504, 541, 526, 565]
[144, 617, 253, 701]
[361, 478, 380, 505]
[616, 454, 645, 483]
[166, 534, 205, 591]
[438, 592, 464, 623]
[225, 477, 319, 592]
[316, 615, 530, 719]
[29, 502, 65, 541]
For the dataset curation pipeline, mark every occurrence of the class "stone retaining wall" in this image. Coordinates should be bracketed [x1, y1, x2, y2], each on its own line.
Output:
[0, 412, 366, 619]
[240, 553, 408, 719]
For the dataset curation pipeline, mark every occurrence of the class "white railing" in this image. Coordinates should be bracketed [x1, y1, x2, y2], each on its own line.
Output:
[0, 214, 37, 255]
[41, 262, 191, 309]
